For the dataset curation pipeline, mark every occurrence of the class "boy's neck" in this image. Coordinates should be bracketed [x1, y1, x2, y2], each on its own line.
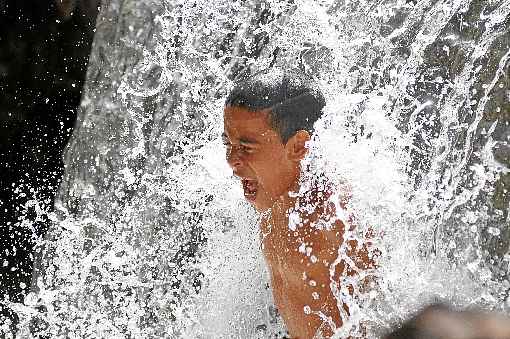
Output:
[258, 189, 295, 236]
[259, 174, 334, 224]
[259, 180, 324, 227]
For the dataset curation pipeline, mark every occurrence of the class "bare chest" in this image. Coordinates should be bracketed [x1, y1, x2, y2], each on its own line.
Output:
[261, 229, 310, 312]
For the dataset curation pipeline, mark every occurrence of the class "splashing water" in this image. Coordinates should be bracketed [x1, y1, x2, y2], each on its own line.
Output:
[4, 0, 510, 338]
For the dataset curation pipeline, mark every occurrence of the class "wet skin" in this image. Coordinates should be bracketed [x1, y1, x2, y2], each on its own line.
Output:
[223, 105, 374, 339]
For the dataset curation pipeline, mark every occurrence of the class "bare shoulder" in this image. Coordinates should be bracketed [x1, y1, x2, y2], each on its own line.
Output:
[290, 183, 377, 272]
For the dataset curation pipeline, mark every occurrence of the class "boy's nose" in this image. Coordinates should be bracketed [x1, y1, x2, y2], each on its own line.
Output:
[226, 147, 243, 171]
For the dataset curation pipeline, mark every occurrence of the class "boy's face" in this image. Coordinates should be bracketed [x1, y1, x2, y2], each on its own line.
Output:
[223, 105, 300, 211]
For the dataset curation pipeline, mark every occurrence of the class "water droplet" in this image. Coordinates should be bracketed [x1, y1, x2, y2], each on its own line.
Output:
[298, 243, 306, 254]
[487, 227, 500, 236]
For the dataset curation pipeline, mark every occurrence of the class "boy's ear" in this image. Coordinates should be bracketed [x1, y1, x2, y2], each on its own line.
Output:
[286, 130, 311, 162]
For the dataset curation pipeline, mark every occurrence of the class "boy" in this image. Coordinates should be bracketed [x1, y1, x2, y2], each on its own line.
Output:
[222, 69, 374, 338]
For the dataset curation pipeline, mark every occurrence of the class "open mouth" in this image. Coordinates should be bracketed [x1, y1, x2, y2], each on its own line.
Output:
[241, 178, 258, 202]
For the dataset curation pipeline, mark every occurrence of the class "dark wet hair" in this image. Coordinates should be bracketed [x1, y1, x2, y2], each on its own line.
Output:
[224, 69, 326, 143]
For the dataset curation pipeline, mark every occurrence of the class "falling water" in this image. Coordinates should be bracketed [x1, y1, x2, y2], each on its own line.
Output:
[3, 0, 510, 338]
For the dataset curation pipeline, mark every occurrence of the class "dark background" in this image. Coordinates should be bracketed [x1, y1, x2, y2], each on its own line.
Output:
[0, 0, 98, 323]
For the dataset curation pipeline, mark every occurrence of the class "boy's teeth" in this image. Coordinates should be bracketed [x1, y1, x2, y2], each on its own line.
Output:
[242, 179, 257, 194]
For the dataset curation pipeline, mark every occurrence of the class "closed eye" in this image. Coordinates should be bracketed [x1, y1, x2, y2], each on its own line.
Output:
[221, 133, 257, 154]
[240, 145, 254, 153]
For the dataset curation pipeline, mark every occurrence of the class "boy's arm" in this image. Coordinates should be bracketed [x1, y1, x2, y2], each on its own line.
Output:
[295, 217, 378, 337]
